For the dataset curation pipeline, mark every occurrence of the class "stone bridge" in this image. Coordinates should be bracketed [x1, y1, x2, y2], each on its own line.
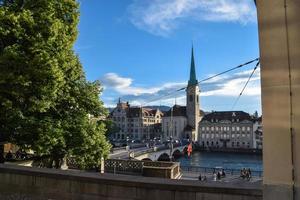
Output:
[132, 145, 188, 161]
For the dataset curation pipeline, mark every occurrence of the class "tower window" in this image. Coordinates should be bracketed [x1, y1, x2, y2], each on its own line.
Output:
[189, 95, 193, 102]
[197, 95, 199, 103]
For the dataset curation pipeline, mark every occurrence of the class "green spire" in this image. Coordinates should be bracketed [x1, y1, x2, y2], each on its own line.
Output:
[188, 46, 198, 86]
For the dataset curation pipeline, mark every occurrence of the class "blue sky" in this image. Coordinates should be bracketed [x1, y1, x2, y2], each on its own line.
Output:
[74, 0, 261, 114]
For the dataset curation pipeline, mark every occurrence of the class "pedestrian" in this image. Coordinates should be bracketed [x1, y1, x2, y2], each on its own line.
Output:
[213, 172, 217, 181]
[221, 169, 226, 177]
[5, 150, 13, 161]
[217, 172, 221, 180]
[198, 174, 202, 181]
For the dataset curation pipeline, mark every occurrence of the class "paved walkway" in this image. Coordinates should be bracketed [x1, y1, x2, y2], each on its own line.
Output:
[181, 171, 262, 185]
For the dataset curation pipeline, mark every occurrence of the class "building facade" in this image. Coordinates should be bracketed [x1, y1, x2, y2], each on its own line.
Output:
[253, 116, 262, 149]
[199, 111, 254, 149]
[162, 105, 188, 141]
[162, 47, 202, 142]
[110, 100, 163, 141]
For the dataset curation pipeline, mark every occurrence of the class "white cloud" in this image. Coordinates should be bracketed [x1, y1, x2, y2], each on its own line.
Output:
[101, 67, 261, 107]
[201, 77, 261, 97]
[100, 73, 182, 96]
[128, 0, 257, 36]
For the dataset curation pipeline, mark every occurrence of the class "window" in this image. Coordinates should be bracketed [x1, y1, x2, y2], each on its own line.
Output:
[216, 127, 219, 131]
[189, 95, 193, 102]
[247, 127, 251, 131]
[206, 127, 209, 131]
[242, 127, 245, 131]
[237, 127, 240, 131]
[211, 127, 214, 131]
[202, 127, 205, 131]
[232, 134, 235, 138]
[197, 95, 199, 103]
[232, 126, 235, 131]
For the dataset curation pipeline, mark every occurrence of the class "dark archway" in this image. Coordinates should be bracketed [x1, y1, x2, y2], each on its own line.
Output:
[183, 147, 188, 155]
[172, 149, 182, 159]
[157, 153, 170, 161]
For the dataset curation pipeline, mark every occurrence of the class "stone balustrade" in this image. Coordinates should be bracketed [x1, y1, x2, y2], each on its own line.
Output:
[0, 164, 262, 200]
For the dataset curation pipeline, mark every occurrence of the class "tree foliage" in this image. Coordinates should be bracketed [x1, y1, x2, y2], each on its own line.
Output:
[0, 0, 111, 168]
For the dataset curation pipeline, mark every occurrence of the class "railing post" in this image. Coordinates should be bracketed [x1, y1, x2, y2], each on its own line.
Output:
[100, 157, 104, 174]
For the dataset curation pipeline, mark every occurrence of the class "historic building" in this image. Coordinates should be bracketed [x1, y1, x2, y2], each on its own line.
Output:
[162, 47, 202, 142]
[110, 100, 163, 141]
[199, 111, 255, 149]
[253, 116, 263, 149]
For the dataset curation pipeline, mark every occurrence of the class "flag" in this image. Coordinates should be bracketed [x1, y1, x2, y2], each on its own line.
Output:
[187, 143, 193, 157]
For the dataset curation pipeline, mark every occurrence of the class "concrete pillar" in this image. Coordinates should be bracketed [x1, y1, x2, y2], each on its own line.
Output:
[256, 0, 300, 199]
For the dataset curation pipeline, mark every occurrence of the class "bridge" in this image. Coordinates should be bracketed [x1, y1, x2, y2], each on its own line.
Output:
[109, 144, 188, 161]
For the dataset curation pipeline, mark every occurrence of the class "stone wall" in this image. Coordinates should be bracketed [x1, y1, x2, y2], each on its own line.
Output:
[0, 164, 262, 200]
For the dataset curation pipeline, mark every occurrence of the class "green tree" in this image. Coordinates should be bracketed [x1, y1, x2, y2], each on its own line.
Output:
[0, 0, 111, 168]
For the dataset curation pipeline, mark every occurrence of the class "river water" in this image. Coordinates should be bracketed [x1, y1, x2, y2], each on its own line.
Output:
[176, 151, 263, 171]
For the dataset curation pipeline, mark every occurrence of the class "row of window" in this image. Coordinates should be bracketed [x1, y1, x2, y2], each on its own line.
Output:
[116, 122, 160, 129]
[201, 141, 251, 147]
[201, 133, 251, 139]
[209, 118, 241, 123]
[116, 134, 139, 139]
[113, 117, 160, 123]
[119, 128, 157, 133]
[201, 126, 251, 131]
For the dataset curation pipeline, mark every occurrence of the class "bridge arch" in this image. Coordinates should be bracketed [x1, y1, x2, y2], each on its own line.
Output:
[172, 149, 181, 159]
[157, 153, 170, 161]
[183, 147, 188, 154]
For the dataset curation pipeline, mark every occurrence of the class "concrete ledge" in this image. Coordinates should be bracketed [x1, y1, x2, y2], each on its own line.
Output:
[0, 164, 262, 200]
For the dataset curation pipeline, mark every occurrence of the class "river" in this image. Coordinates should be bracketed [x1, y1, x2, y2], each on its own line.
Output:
[175, 151, 263, 171]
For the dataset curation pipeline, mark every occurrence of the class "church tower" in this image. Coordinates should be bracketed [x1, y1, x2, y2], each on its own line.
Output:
[186, 46, 200, 142]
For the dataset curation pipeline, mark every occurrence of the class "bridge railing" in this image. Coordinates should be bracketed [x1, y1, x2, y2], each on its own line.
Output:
[180, 165, 263, 177]
[133, 144, 186, 158]
[104, 159, 143, 175]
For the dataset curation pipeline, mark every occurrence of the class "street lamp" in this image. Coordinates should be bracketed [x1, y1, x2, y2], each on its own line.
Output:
[169, 136, 174, 161]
